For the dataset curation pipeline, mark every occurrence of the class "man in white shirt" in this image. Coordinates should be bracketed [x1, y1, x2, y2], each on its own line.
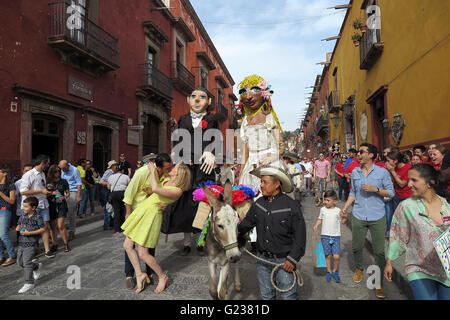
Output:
[301, 158, 313, 196]
[20, 155, 54, 258]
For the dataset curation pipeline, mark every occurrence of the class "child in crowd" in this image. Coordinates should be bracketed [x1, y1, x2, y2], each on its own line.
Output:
[16, 196, 45, 294]
[313, 190, 346, 283]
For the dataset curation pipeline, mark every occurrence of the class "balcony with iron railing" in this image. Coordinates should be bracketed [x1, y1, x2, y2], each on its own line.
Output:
[203, 88, 215, 110]
[138, 63, 173, 101]
[315, 114, 329, 136]
[328, 89, 341, 113]
[48, 2, 119, 73]
[171, 61, 195, 95]
[360, 28, 384, 70]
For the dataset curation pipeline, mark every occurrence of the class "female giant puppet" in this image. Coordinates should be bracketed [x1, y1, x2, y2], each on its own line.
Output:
[237, 75, 287, 241]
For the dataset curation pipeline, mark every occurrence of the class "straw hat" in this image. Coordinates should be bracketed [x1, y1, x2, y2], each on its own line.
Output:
[142, 153, 157, 163]
[282, 151, 298, 163]
[107, 160, 118, 169]
[250, 165, 294, 193]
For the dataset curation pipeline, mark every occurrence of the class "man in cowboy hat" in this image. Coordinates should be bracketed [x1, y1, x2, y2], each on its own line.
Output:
[142, 153, 157, 164]
[282, 151, 303, 201]
[238, 165, 306, 300]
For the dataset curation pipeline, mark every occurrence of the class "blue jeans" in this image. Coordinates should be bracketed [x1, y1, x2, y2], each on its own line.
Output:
[341, 179, 350, 201]
[99, 185, 109, 208]
[36, 207, 50, 222]
[103, 207, 112, 229]
[86, 185, 96, 214]
[78, 189, 87, 216]
[392, 196, 407, 212]
[0, 209, 16, 259]
[385, 200, 394, 232]
[409, 279, 450, 300]
[337, 177, 345, 200]
[256, 255, 298, 300]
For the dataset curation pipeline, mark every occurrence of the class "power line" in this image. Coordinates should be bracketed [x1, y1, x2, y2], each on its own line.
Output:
[202, 11, 345, 26]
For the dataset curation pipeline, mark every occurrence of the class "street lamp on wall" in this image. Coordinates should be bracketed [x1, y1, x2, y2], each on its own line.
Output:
[330, 113, 342, 128]
[382, 113, 406, 145]
[141, 112, 148, 125]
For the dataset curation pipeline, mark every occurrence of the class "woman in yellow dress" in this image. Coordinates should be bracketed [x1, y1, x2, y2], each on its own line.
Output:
[122, 162, 190, 294]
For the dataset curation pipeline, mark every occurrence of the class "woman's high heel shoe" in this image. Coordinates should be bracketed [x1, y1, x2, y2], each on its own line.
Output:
[135, 274, 151, 294]
[154, 274, 168, 294]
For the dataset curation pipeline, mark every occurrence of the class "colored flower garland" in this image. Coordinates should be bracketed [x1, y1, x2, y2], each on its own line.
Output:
[192, 182, 258, 207]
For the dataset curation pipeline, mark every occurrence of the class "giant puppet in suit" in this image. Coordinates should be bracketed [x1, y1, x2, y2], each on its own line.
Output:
[161, 87, 219, 253]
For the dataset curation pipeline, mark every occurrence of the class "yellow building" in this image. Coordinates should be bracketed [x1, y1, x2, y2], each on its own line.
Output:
[326, 0, 450, 153]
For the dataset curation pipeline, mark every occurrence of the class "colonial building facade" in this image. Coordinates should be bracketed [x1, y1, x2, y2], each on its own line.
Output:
[0, 0, 234, 176]
[302, 0, 449, 157]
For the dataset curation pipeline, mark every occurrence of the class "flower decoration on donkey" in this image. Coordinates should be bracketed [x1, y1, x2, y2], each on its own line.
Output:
[194, 181, 257, 247]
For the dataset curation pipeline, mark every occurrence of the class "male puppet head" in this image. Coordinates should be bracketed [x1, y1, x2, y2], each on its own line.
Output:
[187, 87, 212, 114]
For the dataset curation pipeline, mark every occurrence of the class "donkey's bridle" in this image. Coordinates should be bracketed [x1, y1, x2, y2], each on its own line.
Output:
[210, 209, 239, 252]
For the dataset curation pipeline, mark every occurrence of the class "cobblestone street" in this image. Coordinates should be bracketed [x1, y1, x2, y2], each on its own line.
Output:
[0, 196, 407, 300]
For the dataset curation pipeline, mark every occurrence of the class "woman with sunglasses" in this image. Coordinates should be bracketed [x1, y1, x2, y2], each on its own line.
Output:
[334, 154, 346, 201]
[46, 165, 70, 253]
[0, 165, 17, 266]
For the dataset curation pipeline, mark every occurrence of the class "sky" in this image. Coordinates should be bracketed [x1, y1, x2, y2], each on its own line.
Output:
[190, 0, 348, 132]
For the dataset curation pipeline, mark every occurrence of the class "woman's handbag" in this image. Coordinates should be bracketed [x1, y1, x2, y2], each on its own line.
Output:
[107, 174, 123, 204]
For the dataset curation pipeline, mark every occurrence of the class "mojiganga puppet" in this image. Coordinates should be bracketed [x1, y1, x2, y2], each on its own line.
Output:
[237, 75, 287, 242]
[238, 75, 286, 186]
[162, 87, 219, 254]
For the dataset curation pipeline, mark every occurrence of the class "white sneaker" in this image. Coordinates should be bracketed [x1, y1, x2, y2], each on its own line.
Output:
[33, 263, 42, 280]
[18, 283, 35, 294]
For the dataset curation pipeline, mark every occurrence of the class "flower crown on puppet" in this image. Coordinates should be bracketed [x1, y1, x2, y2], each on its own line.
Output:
[238, 74, 282, 132]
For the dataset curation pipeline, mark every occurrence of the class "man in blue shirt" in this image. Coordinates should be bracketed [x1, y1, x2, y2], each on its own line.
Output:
[340, 143, 394, 300]
[343, 148, 357, 171]
[58, 160, 82, 240]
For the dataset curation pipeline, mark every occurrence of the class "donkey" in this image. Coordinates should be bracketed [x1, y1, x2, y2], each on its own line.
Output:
[202, 181, 242, 300]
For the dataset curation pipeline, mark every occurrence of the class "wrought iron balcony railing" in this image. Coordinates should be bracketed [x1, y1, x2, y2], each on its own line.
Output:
[138, 63, 173, 100]
[360, 28, 384, 70]
[328, 90, 341, 113]
[171, 61, 195, 94]
[315, 114, 329, 136]
[48, 2, 119, 70]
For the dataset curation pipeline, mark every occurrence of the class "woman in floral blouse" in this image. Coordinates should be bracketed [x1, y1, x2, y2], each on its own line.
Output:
[384, 164, 450, 300]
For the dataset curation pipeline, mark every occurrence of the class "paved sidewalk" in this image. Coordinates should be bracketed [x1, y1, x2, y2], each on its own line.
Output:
[0, 197, 407, 300]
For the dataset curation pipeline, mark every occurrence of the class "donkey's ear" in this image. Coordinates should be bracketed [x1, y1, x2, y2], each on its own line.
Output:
[202, 184, 221, 210]
[223, 179, 233, 208]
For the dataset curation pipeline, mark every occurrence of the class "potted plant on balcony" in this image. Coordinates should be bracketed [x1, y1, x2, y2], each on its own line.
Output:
[353, 18, 362, 30]
[360, 23, 367, 33]
[352, 33, 362, 47]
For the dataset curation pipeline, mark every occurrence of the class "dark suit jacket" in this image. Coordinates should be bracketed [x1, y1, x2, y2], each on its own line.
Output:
[161, 112, 219, 234]
[175, 112, 219, 164]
